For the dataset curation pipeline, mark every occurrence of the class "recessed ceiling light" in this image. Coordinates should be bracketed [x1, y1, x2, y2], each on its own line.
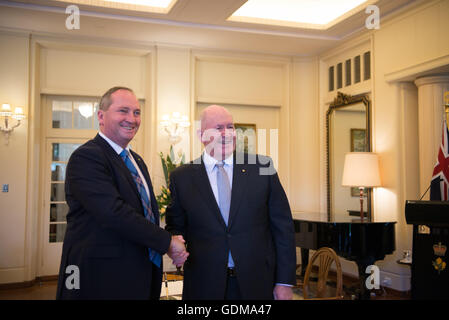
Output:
[104, 0, 173, 8]
[53, 0, 177, 13]
[229, 0, 370, 29]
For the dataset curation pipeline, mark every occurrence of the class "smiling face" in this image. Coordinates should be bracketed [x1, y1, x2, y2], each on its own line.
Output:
[199, 105, 236, 161]
[97, 89, 141, 149]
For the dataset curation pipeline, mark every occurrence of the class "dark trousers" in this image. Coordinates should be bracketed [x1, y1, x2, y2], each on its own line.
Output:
[150, 263, 163, 300]
[225, 269, 242, 300]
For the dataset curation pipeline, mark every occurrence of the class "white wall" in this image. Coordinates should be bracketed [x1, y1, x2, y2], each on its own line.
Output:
[290, 58, 320, 215]
[40, 46, 148, 98]
[153, 46, 191, 187]
[0, 31, 30, 284]
[196, 58, 284, 107]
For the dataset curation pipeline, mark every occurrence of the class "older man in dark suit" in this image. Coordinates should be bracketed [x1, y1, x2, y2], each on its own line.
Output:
[56, 86, 188, 300]
[165, 105, 296, 300]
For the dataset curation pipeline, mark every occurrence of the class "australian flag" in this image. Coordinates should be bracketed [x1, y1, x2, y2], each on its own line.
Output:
[430, 119, 449, 201]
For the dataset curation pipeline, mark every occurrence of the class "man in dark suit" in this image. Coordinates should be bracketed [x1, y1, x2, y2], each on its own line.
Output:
[165, 105, 296, 300]
[56, 86, 188, 300]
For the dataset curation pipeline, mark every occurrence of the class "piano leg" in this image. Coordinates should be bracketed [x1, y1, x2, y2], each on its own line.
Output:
[300, 248, 309, 277]
[355, 258, 376, 300]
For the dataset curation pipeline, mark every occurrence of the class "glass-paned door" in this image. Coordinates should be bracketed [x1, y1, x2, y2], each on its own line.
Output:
[41, 139, 85, 276]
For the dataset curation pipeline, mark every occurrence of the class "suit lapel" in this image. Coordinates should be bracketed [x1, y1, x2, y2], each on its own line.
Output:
[228, 152, 248, 229]
[93, 134, 143, 215]
[191, 157, 227, 229]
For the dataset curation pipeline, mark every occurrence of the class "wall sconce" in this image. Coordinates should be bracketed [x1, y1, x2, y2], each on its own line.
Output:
[0, 104, 26, 145]
[160, 112, 190, 144]
[342, 152, 381, 222]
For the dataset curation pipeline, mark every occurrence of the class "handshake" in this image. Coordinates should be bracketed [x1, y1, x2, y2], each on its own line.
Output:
[167, 235, 189, 267]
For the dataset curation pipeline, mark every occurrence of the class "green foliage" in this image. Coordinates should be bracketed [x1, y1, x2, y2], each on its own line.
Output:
[156, 145, 185, 219]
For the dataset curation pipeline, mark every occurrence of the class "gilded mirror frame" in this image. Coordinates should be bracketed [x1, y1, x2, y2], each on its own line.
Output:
[326, 92, 372, 221]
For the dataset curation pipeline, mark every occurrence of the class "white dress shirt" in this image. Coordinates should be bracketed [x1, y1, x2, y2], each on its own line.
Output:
[98, 131, 151, 201]
[202, 151, 234, 203]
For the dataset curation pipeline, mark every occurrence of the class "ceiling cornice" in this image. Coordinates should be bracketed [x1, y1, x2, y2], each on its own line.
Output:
[0, 0, 341, 40]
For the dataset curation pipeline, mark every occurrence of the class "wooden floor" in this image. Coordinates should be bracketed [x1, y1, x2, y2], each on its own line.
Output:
[0, 280, 58, 300]
[0, 277, 410, 300]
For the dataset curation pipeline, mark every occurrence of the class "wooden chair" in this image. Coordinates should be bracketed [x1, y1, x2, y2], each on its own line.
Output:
[302, 247, 344, 300]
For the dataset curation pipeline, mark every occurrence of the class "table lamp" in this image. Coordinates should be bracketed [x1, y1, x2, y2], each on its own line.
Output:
[342, 152, 381, 222]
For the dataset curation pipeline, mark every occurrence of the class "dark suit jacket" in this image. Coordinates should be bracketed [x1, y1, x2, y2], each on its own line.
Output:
[56, 134, 172, 300]
[165, 153, 296, 300]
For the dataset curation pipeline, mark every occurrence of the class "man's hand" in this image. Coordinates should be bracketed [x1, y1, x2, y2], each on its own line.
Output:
[167, 235, 189, 267]
[273, 285, 293, 300]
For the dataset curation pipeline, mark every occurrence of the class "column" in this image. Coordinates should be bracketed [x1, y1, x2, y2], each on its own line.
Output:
[414, 74, 449, 198]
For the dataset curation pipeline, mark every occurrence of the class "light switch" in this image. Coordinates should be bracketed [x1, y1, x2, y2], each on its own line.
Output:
[2, 184, 8, 193]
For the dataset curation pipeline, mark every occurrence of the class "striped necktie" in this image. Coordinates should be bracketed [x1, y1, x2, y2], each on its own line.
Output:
[120, 149, 161, 268]
[215, 161, 235, 268]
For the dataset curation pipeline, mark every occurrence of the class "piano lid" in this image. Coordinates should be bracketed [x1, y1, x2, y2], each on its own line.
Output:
[293, 218, 396, 262]
[292, 212, 395, 224]
[294, 218, 396, 224]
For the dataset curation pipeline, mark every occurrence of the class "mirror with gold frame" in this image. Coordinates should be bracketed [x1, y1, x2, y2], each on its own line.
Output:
[326, 92, 372, 222]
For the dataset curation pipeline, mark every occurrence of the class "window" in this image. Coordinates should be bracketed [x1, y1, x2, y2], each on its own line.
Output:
[329, 66, 335, 92]
[345, 59, 351, 86]
[51, 99, 99, 130]
[354, 55, 361, 84]
[337, 63, 342, 89]
[327, 49, 370, 94]
[364, 51, 371, 80]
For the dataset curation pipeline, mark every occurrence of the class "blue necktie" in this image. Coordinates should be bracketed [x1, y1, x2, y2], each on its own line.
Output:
[120, 149, 161, 268]
[216, 161, 235, 268]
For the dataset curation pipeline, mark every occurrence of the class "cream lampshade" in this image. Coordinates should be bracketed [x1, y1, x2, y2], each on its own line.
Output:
[342, 152, 381, 222]
[1, 104, 26, 145]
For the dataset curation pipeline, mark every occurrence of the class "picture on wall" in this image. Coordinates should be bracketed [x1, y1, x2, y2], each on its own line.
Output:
[350, 128, 367, 197]
[235, 123, 257, 154]
[350, 128, 367, 152]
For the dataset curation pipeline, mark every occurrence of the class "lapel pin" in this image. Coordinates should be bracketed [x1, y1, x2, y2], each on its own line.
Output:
[242, 169, 246, 173]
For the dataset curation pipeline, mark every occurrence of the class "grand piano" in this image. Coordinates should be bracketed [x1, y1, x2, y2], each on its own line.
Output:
[294, 216, 396, 299]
